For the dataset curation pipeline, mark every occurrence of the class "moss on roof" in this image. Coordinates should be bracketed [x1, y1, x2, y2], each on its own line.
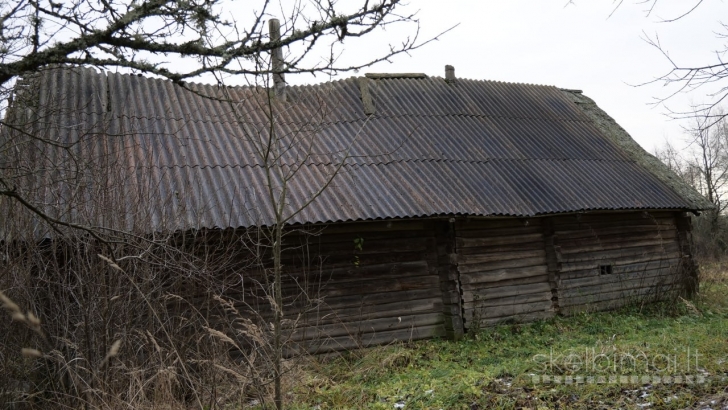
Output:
[561, 89, 713, 211]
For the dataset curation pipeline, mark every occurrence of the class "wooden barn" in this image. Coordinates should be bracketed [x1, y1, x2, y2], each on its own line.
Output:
[1, 65, 710, 353]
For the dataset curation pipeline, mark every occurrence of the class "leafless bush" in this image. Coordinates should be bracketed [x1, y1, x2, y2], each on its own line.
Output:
[0, 220, 343, 409]
[0, 1, 446, 408]
[653, 110, 728, 262]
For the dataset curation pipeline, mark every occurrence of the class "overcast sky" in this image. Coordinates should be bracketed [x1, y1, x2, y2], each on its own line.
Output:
[284, 0, 726, 153]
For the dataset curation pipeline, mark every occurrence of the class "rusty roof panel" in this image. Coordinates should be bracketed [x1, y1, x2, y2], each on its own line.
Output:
[2, 66, 698, 234]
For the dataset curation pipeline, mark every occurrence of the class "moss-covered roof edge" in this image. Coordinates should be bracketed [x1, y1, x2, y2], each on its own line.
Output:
[561, 89, 713, 211]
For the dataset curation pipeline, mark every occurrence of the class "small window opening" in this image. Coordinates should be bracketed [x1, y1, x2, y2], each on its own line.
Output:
[599, 265, 613, 275]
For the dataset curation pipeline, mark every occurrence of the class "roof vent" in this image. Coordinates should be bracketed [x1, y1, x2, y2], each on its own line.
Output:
[445, 65, 456, 82]
[358, 77, 375, 115]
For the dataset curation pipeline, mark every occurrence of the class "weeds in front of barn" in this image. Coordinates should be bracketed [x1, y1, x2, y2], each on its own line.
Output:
[285, 266, 728, 410]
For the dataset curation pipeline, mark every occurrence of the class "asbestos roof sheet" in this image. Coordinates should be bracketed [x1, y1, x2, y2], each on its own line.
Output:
[2, 66, 697, 233]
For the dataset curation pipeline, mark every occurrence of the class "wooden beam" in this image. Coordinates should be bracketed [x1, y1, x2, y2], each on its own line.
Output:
[436, 220, 464, 339]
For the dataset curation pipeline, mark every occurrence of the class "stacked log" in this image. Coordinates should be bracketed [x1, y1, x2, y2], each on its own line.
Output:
[455, 219, 555, 330]
[551, 212, 682, 315]
[220, 221, 446, 353]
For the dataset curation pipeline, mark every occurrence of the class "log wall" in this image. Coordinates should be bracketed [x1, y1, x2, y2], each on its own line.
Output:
[221, 220, 447, 354]
[455, 218, 556, 331]
[206, 211, 694, 352]
[551, 211, 684, 315]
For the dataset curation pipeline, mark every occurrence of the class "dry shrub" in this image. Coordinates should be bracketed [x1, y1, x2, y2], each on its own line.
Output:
[693, 261, 728, 312]
[0, 222, 328, 409]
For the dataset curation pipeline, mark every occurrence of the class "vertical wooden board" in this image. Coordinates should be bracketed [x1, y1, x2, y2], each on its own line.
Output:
[435, 220, 464, 339]
[542, 217, 561, 313]
[675, 211, 699, 296]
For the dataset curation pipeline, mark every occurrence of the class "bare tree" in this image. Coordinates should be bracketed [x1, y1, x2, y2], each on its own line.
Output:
[620, 1, 728, 125]
[0, 0, 432, 86]
[654, 107, 728, 258]
[567, 1, 728, 126]
[0, 0, 445, 233]
[0, 1, 443, 409]
[686, 112, 728, 217]
[0, 61, 370, 408]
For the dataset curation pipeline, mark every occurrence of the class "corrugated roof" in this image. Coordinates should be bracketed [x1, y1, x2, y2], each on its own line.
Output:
[1, 66, 700, 234]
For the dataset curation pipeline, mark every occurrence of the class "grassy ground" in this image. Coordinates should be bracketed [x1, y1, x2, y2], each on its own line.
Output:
[286, 266, 728, 409]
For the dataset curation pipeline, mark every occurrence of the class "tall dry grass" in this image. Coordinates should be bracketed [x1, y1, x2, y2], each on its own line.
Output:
[0, 223, 331, 409]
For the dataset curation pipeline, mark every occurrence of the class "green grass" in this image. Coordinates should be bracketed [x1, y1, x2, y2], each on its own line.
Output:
[286, 271, 728, 409]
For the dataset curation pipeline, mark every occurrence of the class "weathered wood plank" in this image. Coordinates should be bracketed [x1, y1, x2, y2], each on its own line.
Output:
[560, 289, 680, 315]
[303, 275, 441, 297]
[456, 218, 539, 231]
[553, 226, 675, 239]
[461, 282, 551, 302]
[461, 275, 548, 290]
[462, 291, 553, 309]
[456, 225, 544, 238]
[299, 298, 443, 324]
[224, 296, 444, 330]
[226, 283, 443, 312]
[558, 235, 679, 255]
[312, 290, 441, 316]
[559, 265, 680, 289]
[224, 272, 439, 299]
[559, 282, 681, 308]
[460, 265, 548, 285]
[304, 324, 446, 354]
[285, 260, 430, 285]
[457, 241, 545, 255]
[558, 258, 681, 281]
[292, 228, 429, 246]
[457, 249, 546, 265]
[457, 233, 544, 248]
[554, 225, 677, 241]
[299, 251, 433, 270]
[325, 287, 441, 307]
[558, 243, 680, 263]
[312, 220, 428, 235]
[465, 310, 556, 329]
[559, 272, 681, 298]
[465, 300, 554, 320]
[551, 212, 676, 226]
[560, 251, 681, 273]
[458, 256, 546, 274]
[290, 236, 432, 255]
[290, 312, 444, 342]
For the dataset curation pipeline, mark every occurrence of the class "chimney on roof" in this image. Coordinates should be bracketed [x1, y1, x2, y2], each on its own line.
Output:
[445, 65, 456, 82]
[268, 18, 286, 100]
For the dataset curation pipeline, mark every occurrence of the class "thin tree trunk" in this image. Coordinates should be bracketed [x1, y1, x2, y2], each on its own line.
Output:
[273, 223, 283, 410]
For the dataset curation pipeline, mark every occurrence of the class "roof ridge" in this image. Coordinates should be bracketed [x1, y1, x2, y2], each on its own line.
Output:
[426, 75, 558, 89]
[67, 64, 562, 92]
